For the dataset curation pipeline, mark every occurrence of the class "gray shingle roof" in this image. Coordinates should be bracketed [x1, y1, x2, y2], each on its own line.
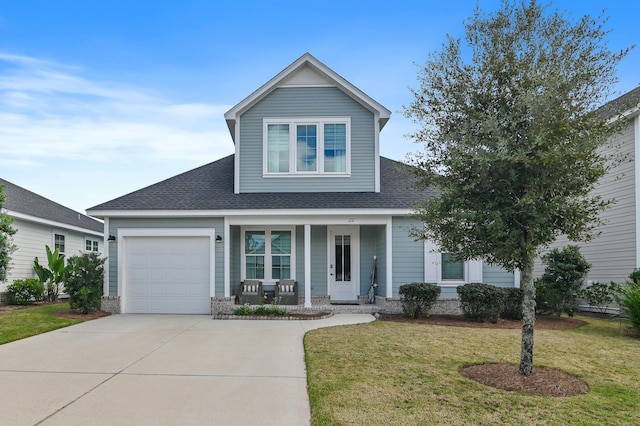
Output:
[0, 178, 103, 233]
[598, 86, 640, 119]
[88, 156, 432, 212]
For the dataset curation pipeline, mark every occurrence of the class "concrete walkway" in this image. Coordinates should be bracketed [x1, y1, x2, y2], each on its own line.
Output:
[0, 314, 374, 426]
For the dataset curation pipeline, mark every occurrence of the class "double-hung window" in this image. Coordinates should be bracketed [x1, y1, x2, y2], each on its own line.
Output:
[264, 118, 350, 175]
[243, 227, 294, 282]
[85, 238, 99, 253]
[54, 233, 65, 254]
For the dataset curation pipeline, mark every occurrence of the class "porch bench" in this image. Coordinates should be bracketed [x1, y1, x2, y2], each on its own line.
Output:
[238, 280, 263, 305]
[276, 279, 298, 305]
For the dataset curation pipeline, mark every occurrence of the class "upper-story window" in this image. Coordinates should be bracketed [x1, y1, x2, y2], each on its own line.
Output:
[264, 118, 350, 176]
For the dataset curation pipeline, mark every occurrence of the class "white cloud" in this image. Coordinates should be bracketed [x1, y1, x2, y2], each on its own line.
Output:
[0, 53, 234, 164]
[0, 53, 236, 213]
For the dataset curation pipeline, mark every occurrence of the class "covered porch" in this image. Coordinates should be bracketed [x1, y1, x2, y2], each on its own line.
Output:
[220, 215, 394, 308]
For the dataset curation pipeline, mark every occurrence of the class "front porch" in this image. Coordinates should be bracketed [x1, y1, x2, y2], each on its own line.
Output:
[224, 220, 395, 307]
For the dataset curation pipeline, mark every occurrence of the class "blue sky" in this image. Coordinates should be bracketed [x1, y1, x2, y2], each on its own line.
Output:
[1, 0, 638, 213]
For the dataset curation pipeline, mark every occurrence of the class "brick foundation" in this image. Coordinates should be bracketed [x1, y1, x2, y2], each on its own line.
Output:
[100, 296, 121, 314]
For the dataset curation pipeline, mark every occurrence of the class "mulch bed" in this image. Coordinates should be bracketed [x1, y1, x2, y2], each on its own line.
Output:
[378, 313, 591, 397]
[460, 363, 590, 397]
[53, 309, 111, 320]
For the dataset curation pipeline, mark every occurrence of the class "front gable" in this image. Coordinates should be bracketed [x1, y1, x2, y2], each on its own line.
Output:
[224, 53, 391, 194]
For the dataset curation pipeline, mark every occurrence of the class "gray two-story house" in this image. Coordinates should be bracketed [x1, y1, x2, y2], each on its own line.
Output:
[88, 53, 517, 314]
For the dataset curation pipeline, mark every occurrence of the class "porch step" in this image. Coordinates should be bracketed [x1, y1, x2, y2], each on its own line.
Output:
[330, 301, 360, 305]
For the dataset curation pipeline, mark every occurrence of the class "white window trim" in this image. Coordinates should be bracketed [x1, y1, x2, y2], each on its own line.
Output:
[424, 241, 482, 286]
[263, 117, 351, 177]
[241, 226, 296, 283]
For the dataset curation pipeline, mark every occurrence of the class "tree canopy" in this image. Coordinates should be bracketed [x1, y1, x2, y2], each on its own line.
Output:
[404, 0, 632, 375]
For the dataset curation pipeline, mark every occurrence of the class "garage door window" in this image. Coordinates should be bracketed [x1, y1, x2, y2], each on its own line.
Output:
[243, 228, 293, 282]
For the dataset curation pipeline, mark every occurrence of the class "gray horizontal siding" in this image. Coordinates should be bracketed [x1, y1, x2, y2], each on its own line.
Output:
[391, 216, 425, 297]
[535, 121, 637, 284]
[360, 225, 385, 296]
[482, 264, 515, 288]
[238, 87, 375, 193]
[108, 217, 224, 297]
[310, 225, 328, 295]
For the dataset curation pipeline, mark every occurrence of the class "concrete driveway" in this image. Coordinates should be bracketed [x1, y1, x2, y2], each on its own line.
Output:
[0, 314, 374, 426]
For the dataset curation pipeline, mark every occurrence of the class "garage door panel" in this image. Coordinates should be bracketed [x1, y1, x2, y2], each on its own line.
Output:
[125, 236, 212, 314]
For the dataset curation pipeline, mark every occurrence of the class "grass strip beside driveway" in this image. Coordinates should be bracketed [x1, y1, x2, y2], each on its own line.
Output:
[305, 316, 640, 425]
[0, 303, 83, 345]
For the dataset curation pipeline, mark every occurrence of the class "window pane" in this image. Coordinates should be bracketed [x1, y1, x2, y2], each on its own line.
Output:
[245, 231, 265, 254]
[272, 256, 291, 280]
[442, 253, 464, 280]
[93, 241, 99, 252]
[324, 123, 346, 172]
[267, 124, 289, 173]
[54, 234, 65, 253]
[296, 125, 317, 172]
[86, 240, 92, 251]
[246, 256, 265, 279]
[271, 231, 291, 254]
[334, 235, 351, 282]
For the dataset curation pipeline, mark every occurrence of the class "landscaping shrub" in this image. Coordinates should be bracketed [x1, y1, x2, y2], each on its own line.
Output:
[457, 283, 504, 323]
[6, 278, 45, 305]
[536, 245, 590, 317]
[578, 281, 621, 315]
[64, 252, 106, 314]
[617, 281, 640, 330]
[233, 305, 288, 316]
[501, 287, 523, 320]
[399, 282, 441, 318]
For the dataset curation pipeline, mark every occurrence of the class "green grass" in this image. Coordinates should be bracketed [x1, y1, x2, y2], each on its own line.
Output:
[0, 303, 83, 345]
[305, 316, 640, 425]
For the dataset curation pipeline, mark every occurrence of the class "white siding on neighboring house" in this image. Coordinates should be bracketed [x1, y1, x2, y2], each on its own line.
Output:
[2, 217, 103, 291]
[535, 118, 637, 284]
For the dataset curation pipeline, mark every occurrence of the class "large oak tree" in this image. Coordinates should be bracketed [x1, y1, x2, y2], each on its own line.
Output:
[404, 0, 632, 375]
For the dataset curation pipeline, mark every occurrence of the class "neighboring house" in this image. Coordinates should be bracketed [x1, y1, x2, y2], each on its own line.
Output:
[87, 53, 518, 315]
[536, 86, 640, 285]
[0, 178, 104, 298]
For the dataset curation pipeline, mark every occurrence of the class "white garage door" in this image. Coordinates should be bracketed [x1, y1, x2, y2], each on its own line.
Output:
[125, 236, 211, 314]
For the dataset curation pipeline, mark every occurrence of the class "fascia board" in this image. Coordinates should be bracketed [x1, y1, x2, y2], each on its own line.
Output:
[87, 208, 413, 219]
[8, 209, 104, 237]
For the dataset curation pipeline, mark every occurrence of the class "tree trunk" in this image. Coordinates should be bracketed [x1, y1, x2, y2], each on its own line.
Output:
[519, 255, 536, 376]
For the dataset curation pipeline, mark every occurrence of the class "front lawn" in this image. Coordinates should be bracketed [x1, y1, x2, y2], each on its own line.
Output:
[305, 316, 640, 425]
[0, 303, 84, 345]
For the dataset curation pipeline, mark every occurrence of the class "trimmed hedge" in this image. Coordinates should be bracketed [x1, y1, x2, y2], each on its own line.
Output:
[399, 282, 441, 318]
[6, 278, 45, 305]
[457, 283, 505, 323]
[501, 287, 523, 320]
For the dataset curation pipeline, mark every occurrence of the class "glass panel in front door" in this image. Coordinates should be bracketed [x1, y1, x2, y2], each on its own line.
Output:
[334, 235, 351, 282]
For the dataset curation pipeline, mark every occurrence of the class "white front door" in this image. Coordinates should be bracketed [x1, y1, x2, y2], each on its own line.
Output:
[328, 226, 359, 302]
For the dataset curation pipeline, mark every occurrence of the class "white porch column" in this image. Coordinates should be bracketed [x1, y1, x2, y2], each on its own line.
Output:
[386, 217, 393, 299]
[304, 224, 312, 307]
[224, 217, 230, 298]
